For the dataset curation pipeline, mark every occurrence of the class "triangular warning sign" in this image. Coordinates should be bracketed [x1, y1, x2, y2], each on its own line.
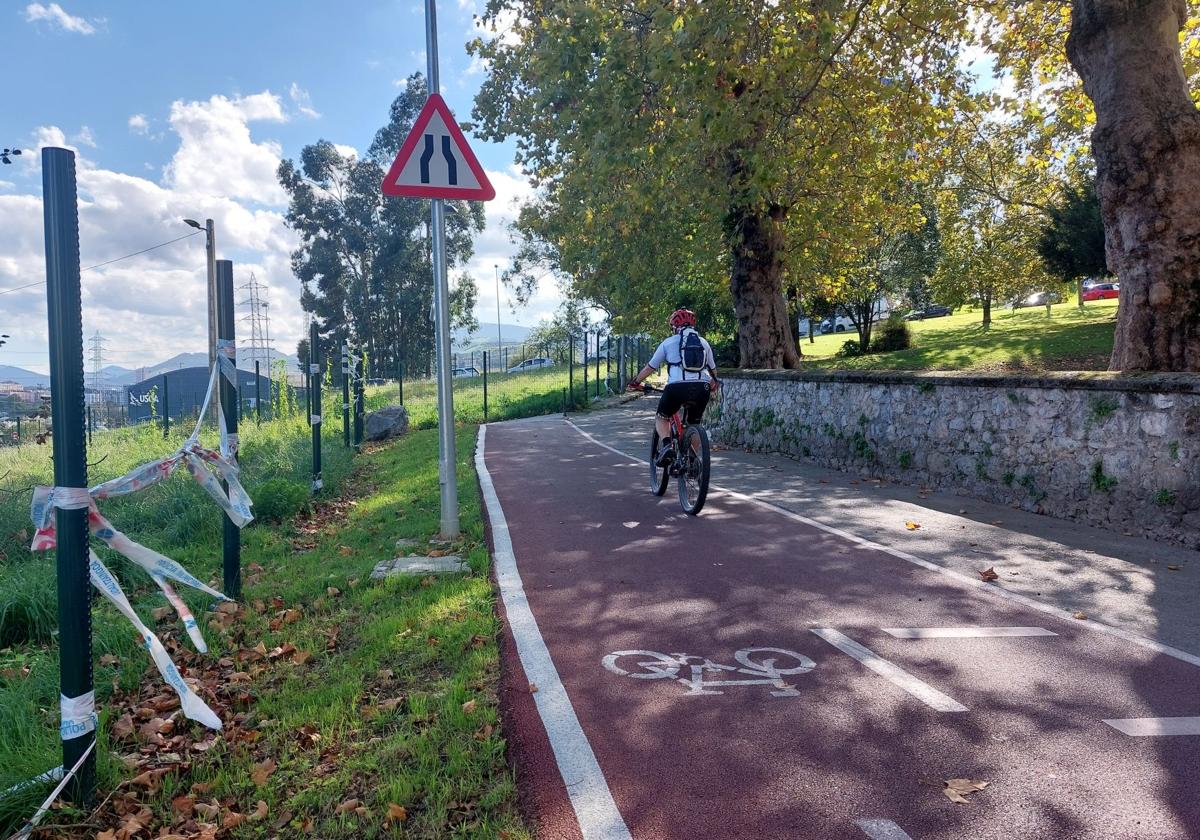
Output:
[381, 93, 495, 201]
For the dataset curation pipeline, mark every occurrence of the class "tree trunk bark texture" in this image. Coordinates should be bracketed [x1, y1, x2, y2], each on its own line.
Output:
[727, 207, 802, 369]
[1068, 0, 1200, 370]
[982, 295, 992, 328]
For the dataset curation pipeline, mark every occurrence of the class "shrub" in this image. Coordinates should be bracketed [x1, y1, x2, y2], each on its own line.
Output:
[836, 339, 863, 358]
[252, 478, 309, 523]
[870, 316, 912, 353]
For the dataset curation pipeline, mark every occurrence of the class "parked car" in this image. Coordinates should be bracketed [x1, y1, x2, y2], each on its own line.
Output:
[452, 366, 480, 378]
[1011, 291, 1063, 309]
[904, 305, 953, 321]
[366, 377, 386, 386]
[818, 315, 856, 334]
[1082, 282, 1120, 302]
[507, 357, 554, 374]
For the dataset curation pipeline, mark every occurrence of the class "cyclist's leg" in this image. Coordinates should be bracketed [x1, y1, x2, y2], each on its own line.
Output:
[656, 384, 687, 440]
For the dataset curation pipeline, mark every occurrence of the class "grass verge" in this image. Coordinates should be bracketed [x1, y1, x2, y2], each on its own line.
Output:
[7, 425, 527, 838]
[796, 299, 1119, 371]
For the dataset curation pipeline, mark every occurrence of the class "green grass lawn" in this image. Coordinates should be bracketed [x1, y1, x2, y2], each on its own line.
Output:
[367, 361, 627, 426]
[796, 299, 1119, 372]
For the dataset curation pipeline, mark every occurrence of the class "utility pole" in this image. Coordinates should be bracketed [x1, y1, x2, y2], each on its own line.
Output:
[426, 0, 459, 538]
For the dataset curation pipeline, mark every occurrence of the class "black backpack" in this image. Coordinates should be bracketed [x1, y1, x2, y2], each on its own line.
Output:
[678, 328, 707, 374]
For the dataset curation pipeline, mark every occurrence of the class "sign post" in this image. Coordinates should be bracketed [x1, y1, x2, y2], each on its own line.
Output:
[381, 0, 495, 539]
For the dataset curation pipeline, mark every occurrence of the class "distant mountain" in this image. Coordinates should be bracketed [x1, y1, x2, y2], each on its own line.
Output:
[0, 364, 50, 387]
[101, 365, 137, 386]
[453, 323, 532, 351]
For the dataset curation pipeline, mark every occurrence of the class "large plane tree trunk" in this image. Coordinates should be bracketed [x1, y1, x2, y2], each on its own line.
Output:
[1068, 0, 1200, 370]
[726, 204, 802, 369]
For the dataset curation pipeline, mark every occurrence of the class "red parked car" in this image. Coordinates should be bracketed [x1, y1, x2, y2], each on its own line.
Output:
[1082, 282, 1119, 302]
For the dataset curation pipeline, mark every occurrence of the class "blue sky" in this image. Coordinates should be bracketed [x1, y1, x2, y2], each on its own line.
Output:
[0, 0, 548, 374]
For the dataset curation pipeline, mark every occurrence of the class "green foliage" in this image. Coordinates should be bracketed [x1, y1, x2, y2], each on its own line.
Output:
[871, 316, 913, 353]
[836, 339, 864, 358]
[1091, 460, 1118, 492]
[252, 478, 309, 523]
[898, 450, 913, 469]
[1038, 174, 1107, 283]
[1002, 471, 1016, 486]
[1155, 489, 1178, 508]
[917, 381, 936, 395]
[1088, 396, 1119, 424]
[1169, 440, 1181, 460]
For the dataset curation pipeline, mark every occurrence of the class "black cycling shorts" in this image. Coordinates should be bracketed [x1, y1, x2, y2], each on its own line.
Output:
[656, 381, 711, 424]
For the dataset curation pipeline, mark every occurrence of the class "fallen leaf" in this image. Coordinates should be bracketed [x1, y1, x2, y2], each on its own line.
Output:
[223, 810, 247, 829]
[979, 567, 999, 583]
[529, 682, 539, 693]
[292, 650, 313, 666]
[99, 653, 121, 666]
[905, 521, 921, 531]
[1073, 611, 1088, 620]
[386, 803, 408, 824]
[338, 545, 353, 556]
[111, 713, 135, 740]
[172, 795, 195, 818]
[152, 606, 173, 622]
[379, 696, 404, 712]
[943, 778, 989, 804]
[283, 608, 302, 624]
[251, 757, 277, 786]
[462, 699, 477, 714]
[96, 831, 117, 840]
[253, 641, 268, 657]
[378, 668, 394, 680]
[195, 801, 221, 820]
[428, 549, 446, 558]
[192, 781, 215, 794]
[250, 800, 269, 821]
[474, 723, 495, 741]
[214, 601, 239, 615]
[326, 586, 341, 597]
[335, 798, 360, 814]
[1167, 565, 1181, 571]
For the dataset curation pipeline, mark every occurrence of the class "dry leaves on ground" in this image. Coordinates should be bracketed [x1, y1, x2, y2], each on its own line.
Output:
[979, 567, 999, 583]
[944, 778, 989, 804]
[1073, 611, 1088, 620]
[386, 803, 409, 825]
[251, 757, 277, 786]
[462, 699, 477, 714]
[905, 521, 921, 531]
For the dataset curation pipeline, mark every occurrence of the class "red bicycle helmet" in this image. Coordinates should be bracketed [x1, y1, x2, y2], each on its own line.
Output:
[669, 308, 697, 330]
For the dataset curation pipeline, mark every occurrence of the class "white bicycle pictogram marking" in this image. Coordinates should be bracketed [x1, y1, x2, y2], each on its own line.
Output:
[602, 647, 816, 697]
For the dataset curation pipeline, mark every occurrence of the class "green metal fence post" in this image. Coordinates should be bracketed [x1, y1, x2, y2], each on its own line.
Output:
[43, 146, 95, 805]
[254, 360, 262, 425]
[162, 374, 169, 438]
[342, 344, 351, 449]
[483, 350, 489, 421]
[309, 321, 322, 494]
[353, 356, 364, 451]
[215, 260, 241, 601]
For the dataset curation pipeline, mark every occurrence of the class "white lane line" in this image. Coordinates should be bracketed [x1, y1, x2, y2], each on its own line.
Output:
[1102, 717, 1200, 737]
[812, 629, 968, 713]
[476, 426, 633, 840]
[561, 418, 1200, 670]
[883, 626, 1058, 639]
[856, 818, 916, 840]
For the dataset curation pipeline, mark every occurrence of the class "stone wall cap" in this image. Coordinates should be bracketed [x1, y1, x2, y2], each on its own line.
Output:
[719, 368, 1200, 394]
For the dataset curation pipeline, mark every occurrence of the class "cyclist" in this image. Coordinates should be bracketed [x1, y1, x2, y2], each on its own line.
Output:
[627, 308, 719, 465]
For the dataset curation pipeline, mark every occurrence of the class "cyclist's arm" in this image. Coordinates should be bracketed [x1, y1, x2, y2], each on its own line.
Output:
[629, 340, 668, 389]
[629, 363, 657, 389]
[703, 342, 719, 391]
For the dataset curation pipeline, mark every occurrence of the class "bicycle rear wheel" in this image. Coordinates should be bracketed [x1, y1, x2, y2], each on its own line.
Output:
[650, 428, 669, 496]
[678, 425, 710, 515]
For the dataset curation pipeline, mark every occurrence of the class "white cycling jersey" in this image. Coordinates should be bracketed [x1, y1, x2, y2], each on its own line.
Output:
[648, 331, 716, 384]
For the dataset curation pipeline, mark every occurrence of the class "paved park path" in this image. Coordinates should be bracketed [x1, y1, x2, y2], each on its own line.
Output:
[478, 402, 1200, 840]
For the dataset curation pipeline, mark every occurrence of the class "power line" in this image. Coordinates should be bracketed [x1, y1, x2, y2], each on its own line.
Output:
[0, 229, 204, 297]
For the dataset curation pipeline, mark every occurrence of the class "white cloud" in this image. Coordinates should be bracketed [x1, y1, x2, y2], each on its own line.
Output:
[464, 165, 562, 326]
[332, 143, 358, 161]
[73, 126, 96, 148]
[23, 2, 96, 34]
[288, 83, 320, 119]
[163, 92, 288, 204]
[128, 114, 149, 135]
[0, 102, 305, 374]
[0, 180, 16, 191]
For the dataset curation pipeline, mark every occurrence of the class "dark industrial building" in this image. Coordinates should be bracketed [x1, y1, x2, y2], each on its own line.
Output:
[125, 367, 277, 424]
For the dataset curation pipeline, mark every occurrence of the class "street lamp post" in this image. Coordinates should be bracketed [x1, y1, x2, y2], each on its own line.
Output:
[494, 264, 502, 371]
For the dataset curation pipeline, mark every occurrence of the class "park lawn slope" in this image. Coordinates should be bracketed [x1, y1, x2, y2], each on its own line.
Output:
[18, 426, 528, 840]
[797, 300, 1119, 372]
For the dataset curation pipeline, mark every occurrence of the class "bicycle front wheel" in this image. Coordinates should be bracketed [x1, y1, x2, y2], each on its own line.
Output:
[650, 428, 669, 496]
[678, 425, 711, 515]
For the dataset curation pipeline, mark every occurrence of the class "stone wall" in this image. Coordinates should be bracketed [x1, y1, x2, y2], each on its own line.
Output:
[709, 370, 1200, 548]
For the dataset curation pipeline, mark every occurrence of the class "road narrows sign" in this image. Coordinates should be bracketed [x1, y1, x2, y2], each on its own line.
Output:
[381, 93, 495, 200]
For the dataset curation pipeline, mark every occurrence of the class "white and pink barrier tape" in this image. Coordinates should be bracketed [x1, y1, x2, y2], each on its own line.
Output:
[30, 352, 254, 732]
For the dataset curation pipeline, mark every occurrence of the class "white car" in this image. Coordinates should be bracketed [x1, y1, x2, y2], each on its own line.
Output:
[452, 366, 480, 378]
[507, 357, 554, 374]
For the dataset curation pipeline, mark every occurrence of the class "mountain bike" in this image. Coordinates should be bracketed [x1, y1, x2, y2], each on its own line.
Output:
[640, 384, 711, 515]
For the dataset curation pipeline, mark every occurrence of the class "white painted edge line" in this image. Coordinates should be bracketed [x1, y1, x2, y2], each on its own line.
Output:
[882, 627, 1058, 639]
[812, 629, 969, 712]
[856, 818, 916, 840]
[475, 425, 633, 840]
[1102, 716, 1200, 737]
[561, 417, 1200, 671]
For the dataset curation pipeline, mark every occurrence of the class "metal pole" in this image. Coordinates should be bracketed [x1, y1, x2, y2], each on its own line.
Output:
[353, 356, 364, 451]
[215, 260, 241, 601]
[342, 345, 351, 448]
[495, 264, 503, 361]
[42, 146, 94, 805]
[582, 331, 588, 399]
[483, 350, 489, 421]
[595, 331, 601, 397]
[86, 405, 92, 446]
[304, 364, 311, 427]
[162, 375, 169, 438]
[399, 359, 404, 405]
[425, 0, 459, 538]
[568, 335, 574, 406]
[310, 322, 322, 495]
[255, 360, 261, 425]
[606, 334, 611, 392]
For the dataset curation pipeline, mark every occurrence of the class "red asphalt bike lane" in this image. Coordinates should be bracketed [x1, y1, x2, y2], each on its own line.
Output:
[481, 417, 1200, 840]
